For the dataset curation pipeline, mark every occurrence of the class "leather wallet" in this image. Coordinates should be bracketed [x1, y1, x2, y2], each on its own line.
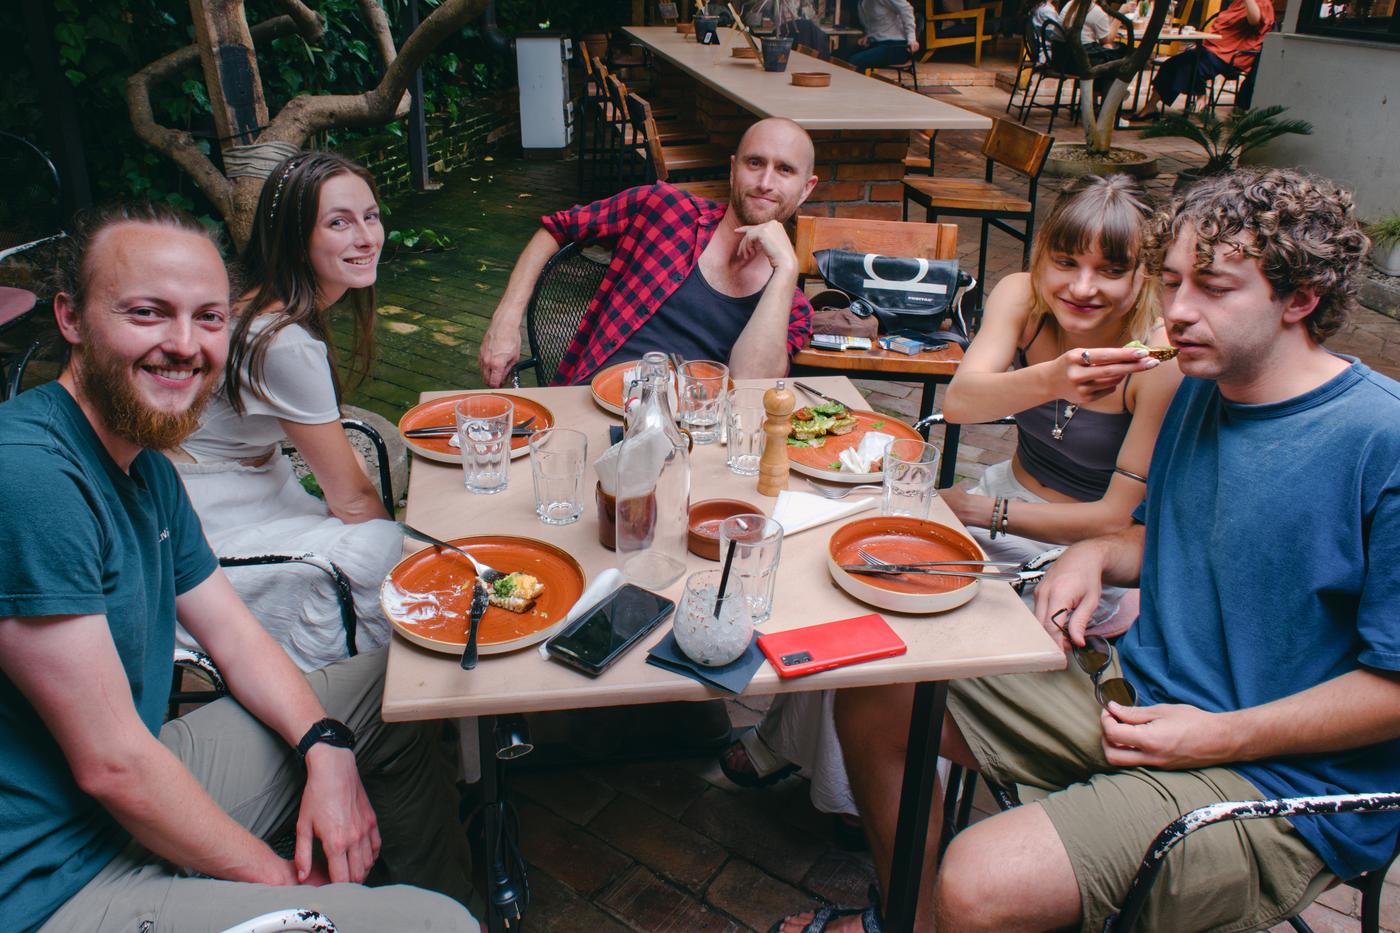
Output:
[757, 613, 907, 678]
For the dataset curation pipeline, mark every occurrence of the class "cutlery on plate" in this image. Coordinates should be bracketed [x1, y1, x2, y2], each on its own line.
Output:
[839, 564, 1023, 582]
[397, 522, 505, 587]
[855, 546, 1020, 569]
[405, 416, 536, 438]
[462, 582, 489, 670]
[793, 381, 850, 408]
[804, 479, 883, 499]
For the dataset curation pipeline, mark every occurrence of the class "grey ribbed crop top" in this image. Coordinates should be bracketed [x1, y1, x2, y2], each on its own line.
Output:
[1011, 318, 1133, 502]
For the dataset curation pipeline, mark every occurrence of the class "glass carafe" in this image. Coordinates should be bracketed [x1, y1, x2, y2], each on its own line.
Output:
[616, 352, 691, 589]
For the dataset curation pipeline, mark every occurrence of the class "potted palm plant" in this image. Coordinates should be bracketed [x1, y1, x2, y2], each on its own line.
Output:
[1140, 105, 1314, 191]
[1366, 215, 1400, 277]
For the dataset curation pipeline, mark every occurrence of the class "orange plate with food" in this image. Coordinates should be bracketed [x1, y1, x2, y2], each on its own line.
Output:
[398, 393, 554, 465]
[380, 535, 587, 656]
[788, 411, 922, 484]
[826, 516, 984, 613]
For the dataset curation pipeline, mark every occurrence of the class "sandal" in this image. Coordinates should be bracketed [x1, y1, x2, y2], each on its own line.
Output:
[767, 902, 883, 933]
[719, 729, 800, 789]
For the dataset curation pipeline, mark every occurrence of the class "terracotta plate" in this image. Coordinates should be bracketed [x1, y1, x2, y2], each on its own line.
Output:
[788, 410, 923, 484]
[398, 393, 554, 465]
[381, 535, 587, 656]
[826, 516, 984, 614]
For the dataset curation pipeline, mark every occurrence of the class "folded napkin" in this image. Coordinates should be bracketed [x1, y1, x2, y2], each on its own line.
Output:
[836, 431, 894, 474]
[537, 567, 625, 658]
[645, 630, 765, 694]
[771, 489, 877, 536]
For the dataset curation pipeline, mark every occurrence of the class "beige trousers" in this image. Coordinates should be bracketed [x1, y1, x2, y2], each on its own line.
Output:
[38, 649, 479, 933]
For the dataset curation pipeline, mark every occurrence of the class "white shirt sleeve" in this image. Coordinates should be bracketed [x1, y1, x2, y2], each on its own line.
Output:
[239, 324, 342, 425]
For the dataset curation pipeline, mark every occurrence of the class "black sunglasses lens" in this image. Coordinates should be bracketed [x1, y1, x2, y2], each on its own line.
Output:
[1074, 638, 1111, 675]
[1097, 677, 1137, 708]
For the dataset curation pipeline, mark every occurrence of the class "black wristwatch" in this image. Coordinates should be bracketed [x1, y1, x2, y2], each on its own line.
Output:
[296, 718, 356, 758]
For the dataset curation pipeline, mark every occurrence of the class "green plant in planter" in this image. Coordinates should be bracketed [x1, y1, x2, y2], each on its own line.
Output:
[1140, 105, 1313, 177]
[1365, 214, 1400, 277]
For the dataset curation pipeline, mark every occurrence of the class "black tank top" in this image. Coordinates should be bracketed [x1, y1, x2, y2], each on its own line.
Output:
[1012, 317, 1134, 502]
[599, 263, 762, 368]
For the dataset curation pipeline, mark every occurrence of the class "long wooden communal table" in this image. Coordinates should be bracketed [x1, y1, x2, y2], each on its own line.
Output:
[622, 26, 992, 220]
[383, 376, 1063, 933]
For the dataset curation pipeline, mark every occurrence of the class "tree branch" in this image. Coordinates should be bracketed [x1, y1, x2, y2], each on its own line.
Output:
[127, 14, 303, 217]
[357, 0, 398, 68]
[269, 0, 326, 42]
[265, 0, 488, 141]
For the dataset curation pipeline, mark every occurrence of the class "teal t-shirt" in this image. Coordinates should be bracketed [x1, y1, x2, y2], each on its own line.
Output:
[1128, 361, 1400, 880]
[0, 382, 218, 932]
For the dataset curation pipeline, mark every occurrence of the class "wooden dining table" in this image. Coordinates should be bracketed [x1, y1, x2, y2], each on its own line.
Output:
[382, 376, 1064, 932]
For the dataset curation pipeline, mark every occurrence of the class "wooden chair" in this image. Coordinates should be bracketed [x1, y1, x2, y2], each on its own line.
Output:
[624, 92, 730, 185]
[866, 61, 921, 92]
[829, 55, 859, 71]
[901, 118, 1053, 322]
[671, 179, 731, 203]
[922, 0, 1002, 66]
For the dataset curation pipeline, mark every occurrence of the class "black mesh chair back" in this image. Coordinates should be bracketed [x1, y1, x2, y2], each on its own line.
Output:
[516, 241, 611, 387]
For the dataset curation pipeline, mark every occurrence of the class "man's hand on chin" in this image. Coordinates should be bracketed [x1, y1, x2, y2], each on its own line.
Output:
[734, 220, 798, 275]
[296, 744, 382, 885]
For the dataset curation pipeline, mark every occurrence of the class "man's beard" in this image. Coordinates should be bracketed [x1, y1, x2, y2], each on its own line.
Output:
[74, 340, 217, 451]
[734, 190, 792, 227]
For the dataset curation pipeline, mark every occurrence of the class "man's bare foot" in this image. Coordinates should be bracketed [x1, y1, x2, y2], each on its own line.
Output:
[771, 906, 876, 932]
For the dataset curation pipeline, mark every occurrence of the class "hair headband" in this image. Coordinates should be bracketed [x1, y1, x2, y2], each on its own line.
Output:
[268, 156, 309, 222]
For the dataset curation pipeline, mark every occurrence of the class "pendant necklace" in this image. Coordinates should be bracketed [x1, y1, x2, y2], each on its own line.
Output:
[1052, 400, 1079, 441]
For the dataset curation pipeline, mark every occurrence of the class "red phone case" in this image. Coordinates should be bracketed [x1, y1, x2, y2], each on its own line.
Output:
[757, 613, 907, 678]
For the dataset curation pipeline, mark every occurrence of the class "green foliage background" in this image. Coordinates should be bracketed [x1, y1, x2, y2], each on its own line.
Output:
[0, 0, 566, 220]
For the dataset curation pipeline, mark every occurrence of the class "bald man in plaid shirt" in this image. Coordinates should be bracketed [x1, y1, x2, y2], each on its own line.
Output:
[480, 118, 820, 387]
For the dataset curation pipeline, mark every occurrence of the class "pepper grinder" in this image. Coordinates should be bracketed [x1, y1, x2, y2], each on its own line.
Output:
[757, 380, 795, 497]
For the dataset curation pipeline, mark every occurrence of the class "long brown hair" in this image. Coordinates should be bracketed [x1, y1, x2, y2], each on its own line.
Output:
[1027, 174, 1159, 344]
[226, 151, 379, 414]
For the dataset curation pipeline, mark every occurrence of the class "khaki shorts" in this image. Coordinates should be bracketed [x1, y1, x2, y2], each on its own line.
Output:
[947, 663, 1334, 933]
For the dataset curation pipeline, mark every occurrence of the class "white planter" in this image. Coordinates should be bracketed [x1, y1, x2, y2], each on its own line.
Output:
[1373, 241, 1400, 277]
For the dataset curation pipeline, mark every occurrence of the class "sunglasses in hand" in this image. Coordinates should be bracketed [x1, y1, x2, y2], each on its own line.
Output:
[1050, 608, 1137, 711]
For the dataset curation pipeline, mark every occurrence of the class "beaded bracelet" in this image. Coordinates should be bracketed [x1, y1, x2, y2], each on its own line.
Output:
[1000, 498, 1010, 536]
[989, 496, 1005, 539]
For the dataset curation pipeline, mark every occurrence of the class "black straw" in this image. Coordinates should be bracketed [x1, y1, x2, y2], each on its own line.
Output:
[715, 538, 738, 619]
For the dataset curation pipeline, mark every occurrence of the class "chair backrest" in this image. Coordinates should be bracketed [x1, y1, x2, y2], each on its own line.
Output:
[1173, 0, 1198, 27]
[793, 215, 958, 279]
[0, 131, 65, 264]
[525, 241, 611, 386]
[982, 118, 1054, 178]
[794, 42, 820, 56]
[624, 92, 669, 181]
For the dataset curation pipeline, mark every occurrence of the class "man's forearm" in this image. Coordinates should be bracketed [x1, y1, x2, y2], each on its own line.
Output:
[1224, 669, 1400, 762]
[492, 228, 562, 329]
[1085, 522, 1146, 587]
[729, 272, 799, 379]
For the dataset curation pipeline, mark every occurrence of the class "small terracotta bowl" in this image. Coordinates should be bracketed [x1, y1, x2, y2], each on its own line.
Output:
[790, 72, 831, 87]
[732, 45, 758, 58]
[688, 499, 761, 560]
[677, 22, 695, 34]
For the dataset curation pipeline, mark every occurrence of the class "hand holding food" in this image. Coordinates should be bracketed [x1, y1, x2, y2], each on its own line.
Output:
[1123, 339, 1179, 361]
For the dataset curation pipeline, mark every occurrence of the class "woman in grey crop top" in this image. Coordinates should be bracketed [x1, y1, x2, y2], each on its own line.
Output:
[940, 174, 1182, 549]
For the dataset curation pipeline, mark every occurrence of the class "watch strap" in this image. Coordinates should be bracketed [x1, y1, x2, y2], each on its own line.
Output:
[296, 717, 356, 758]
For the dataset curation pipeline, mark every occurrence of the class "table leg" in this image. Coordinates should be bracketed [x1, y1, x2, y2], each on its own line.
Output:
[477, 714, 508, 933]
[883, 680, 949, 933]
[939, 423, 961, 489]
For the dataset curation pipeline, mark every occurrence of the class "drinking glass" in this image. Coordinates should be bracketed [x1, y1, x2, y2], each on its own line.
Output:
[673, 569, 753, 667]
[882, 438, 940, 519]
[718, 514, 783, 624]
[528, 428, 588, 525]
[726, 387, 768, 476]
[678, 360, 729, 445]
[455, 394, 513, 494]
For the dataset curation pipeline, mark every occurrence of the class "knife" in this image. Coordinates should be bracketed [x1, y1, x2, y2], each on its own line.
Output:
[839, 565, 1023, 582]
[461, 581, 489, 670]
[794, 382, 851, 408]
[404, 426, 538, 438]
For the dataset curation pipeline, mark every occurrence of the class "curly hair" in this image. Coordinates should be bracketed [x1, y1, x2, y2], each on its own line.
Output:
[1148, 168, 1370, 344]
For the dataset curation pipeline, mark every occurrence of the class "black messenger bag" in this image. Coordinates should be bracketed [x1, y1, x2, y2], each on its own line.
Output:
[813, 248, 976, 346]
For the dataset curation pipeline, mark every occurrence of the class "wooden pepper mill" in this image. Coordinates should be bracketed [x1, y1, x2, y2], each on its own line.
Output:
[757, 380, 795, 497]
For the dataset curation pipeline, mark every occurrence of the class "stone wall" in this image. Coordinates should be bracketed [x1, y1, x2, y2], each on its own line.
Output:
[335, 93, 520, 196]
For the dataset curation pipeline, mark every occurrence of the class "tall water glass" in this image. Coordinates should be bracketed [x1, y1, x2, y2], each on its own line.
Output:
[726, 387, 767, 476]
[718, 514, 783, 624]
[882, 439, 940, 518]
[673, 569, 753, 667]
[678, 360, 729, 445]
[455, 394, 513, 494]
[528, 428, 588, 525]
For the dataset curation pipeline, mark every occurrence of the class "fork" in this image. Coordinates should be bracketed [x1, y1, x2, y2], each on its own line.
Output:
[855, 547, 1021, 569]
[804, 479, 883, 499]
[397, 523, 505, 669]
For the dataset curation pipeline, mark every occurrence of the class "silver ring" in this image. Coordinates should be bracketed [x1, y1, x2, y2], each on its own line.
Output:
[1081, 350, 1091, 366]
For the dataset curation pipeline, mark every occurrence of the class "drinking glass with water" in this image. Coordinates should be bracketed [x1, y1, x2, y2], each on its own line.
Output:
[726, 386, 767, 476]
[455, 394, 513, 494]
[678, 360, 729, 445]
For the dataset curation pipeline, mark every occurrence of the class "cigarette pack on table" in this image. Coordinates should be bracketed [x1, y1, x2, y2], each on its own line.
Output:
[879, 335, 924, 355]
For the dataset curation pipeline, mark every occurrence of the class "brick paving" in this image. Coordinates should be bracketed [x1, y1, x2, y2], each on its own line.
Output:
[355, 50, 1400, 932]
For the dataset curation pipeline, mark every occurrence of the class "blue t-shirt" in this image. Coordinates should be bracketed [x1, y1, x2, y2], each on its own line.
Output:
[0, 383, 219, 932]
[1126, 361, 1400, 880]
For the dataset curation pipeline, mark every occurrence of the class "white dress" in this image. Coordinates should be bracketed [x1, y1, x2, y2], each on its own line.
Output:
[176, 319, 402, 671]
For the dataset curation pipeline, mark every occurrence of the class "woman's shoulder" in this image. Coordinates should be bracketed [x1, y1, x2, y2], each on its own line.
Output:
[984, 272, 1038, 333]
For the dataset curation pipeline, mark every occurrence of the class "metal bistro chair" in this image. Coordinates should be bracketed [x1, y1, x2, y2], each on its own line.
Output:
[901, 117, 1053, 329]
[1018, 19, 1082, 133]
[507, 241, 611, 388]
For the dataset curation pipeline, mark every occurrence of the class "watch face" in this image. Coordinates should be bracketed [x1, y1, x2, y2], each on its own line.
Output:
[300, 718, 356, 756]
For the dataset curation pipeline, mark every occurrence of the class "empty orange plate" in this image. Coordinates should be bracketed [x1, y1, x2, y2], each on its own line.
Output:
[590, 360, 672, 417]
[398, 393, 554, 465]
[826, 516, 984, 614]
[787, 411, 923, 484]
[381, 535, 587, 655]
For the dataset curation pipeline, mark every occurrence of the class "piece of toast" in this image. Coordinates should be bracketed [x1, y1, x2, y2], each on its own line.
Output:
[487, 573, 544, 613]
[1125, 339, 1179, 361]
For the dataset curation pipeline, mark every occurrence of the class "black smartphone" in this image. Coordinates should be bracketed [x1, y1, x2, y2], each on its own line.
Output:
[545, 584, 676, 676]
[885, 328, 949, 351]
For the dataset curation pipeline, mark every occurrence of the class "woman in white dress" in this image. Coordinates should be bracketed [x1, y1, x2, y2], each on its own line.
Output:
[172, 152, 401, 671]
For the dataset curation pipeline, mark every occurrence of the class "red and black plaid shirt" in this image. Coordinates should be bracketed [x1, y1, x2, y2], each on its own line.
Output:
[542, 182, 813, 386]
